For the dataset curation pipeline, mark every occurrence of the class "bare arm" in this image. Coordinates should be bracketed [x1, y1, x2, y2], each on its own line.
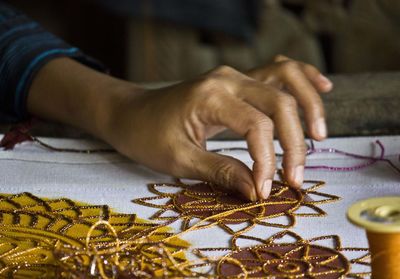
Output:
[27, 57, 332, 201]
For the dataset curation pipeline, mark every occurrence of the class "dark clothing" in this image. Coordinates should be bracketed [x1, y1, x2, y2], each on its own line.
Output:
[0, 2, 104, 123]
[0, 0, 260, 123]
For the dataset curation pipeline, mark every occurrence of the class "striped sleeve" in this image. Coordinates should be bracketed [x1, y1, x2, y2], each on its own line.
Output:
[0, 2, 106, 123]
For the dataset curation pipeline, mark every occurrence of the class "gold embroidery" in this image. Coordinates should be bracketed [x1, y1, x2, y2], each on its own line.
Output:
[0, 192, 191, 278]
[133, 179, 340, 235]
[194, 230, 371, 278]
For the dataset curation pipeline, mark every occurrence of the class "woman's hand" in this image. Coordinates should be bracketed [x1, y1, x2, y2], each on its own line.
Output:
[28, 57, 332, 202]
[104, 60, 332, 201]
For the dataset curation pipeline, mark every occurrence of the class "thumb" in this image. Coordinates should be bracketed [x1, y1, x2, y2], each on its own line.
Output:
[183, 148, 257, 201]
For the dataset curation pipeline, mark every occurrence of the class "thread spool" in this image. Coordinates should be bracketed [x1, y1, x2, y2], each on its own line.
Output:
[347, 197, 400, 279]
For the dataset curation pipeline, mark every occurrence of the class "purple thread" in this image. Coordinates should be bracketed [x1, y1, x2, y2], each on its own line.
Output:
[210, 139, 400, 175]
[305, 140, 400, 175]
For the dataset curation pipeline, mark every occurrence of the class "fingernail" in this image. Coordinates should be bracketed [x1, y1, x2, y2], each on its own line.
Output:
[250, 190, 258, 202]
[293, 165, 304, 187]
[262, 179, 272, 199]
[315, 118, 327, 139]
[318, 74, 333, 88]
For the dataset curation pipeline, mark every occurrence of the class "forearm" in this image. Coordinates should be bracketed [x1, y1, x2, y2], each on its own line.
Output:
[27, 58, 141, 139]
[0, 2, 108, 123]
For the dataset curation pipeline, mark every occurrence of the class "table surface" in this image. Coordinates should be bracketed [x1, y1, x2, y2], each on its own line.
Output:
[1, 135, 399, 275]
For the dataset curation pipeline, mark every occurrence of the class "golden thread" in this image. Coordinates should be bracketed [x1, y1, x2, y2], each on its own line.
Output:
[69, 201, 372, 278]
[0, 192, 193, 278]
[0, 178, 368, 278]
[195, 231, 370, 278]
[133, 179, 340, 236]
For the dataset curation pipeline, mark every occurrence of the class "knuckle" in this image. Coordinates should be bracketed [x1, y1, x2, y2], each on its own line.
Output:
[265, 156, 276, 170]
[212, 65, 236, 76]
[304, 64, 319, 75]
[260, 149, 276, 165]
[257, 152, 276, 175]
[283, 140, 307, 159]
[289, 142, 307, 155]
[192, 78, 234, 108]
[276, 93, 297, 109]
[305, 97, 324, 116]
[248, 113, 274, 132]
[192, 78, 227, 104]
[248, 117, 274, 138]
[274, 54, 287, 62]
[256, 117, 274, 132]
[280, 60, 300, 73]
[212, 161, 235, 187]
[195, 76, 220, 94]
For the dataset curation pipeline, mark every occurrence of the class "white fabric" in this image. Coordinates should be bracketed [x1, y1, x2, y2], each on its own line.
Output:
[0, 135, 399, 274]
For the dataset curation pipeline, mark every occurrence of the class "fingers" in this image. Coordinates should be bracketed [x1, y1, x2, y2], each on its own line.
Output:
[250, 55, 331, 141]
[202, 92, 276, 200]
[302, 64, 333, 93]
[273, 95, 306, 187]
[187, 148, 258, 201]
[275, 60, 328, 141]
[238, 83, 306, 187]
[275, 55, 332, 93]
[187, 64, 327, 198]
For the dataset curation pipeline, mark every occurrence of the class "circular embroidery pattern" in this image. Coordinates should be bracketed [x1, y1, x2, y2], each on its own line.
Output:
[195, 231, 371, 279]
[173, 182, 302, 224]
[218, 243, 349, 278]
[133, 179, 340, 235]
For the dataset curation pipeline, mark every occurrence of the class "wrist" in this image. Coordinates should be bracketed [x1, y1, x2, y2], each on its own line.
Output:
[27, 58, 145, 140]
[91, 77, 145, 142]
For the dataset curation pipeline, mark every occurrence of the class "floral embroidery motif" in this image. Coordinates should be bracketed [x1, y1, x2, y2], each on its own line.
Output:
[0, 192, 191, 278]
[133, 179, 340, 235]
[195, 230, 370, 278]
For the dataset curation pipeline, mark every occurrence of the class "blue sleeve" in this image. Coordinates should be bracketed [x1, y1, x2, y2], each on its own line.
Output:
[0, 2, 107, 123]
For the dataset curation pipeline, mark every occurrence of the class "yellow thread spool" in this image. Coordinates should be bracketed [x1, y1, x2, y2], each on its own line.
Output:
[347, 197, 400, 279]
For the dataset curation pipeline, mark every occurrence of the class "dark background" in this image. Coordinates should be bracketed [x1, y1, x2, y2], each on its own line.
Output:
[5, 0, 400, 82]
[2, 0, 399, 137]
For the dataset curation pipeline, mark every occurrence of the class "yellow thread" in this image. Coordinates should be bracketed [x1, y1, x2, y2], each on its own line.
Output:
[0, 192, 193, 278]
